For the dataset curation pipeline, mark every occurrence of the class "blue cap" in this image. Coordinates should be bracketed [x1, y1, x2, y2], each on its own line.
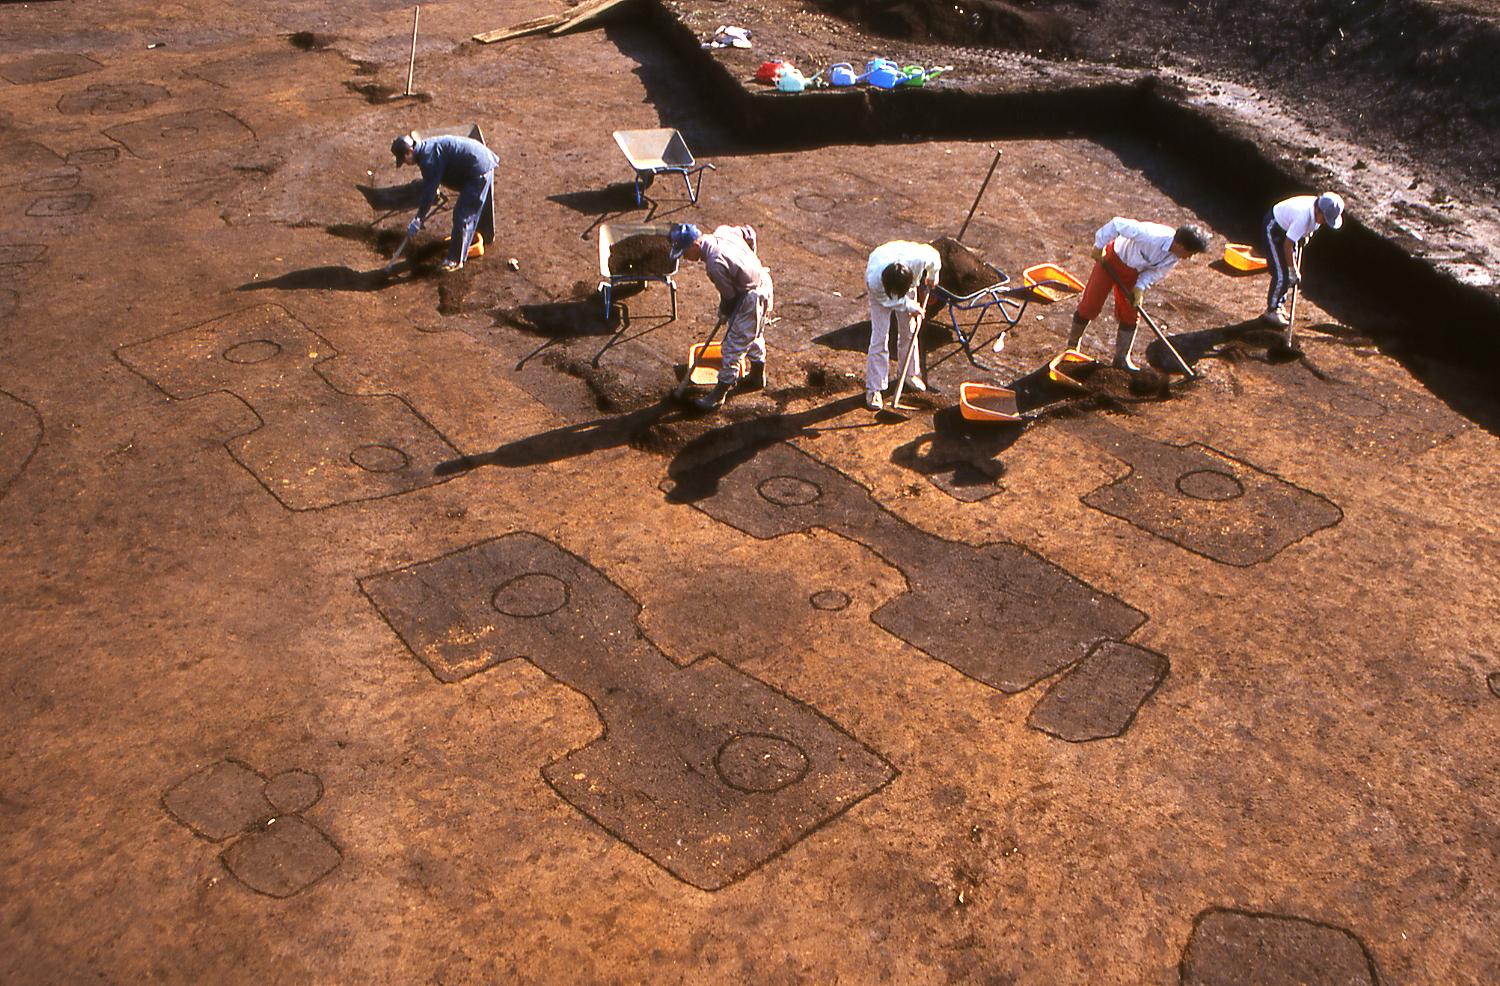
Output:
[667, 223, 701, 260]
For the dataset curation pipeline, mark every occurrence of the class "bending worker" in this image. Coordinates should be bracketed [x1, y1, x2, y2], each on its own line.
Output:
[391, 131, 498, 274]
[668, 223, 774, 412]
[1260, 191, 1344, 328]
[864, 240, 941, 412]
[1069, 218, 1209, 370]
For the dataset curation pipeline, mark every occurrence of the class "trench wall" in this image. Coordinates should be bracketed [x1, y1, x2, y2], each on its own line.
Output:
[645, 2, 1500, 368]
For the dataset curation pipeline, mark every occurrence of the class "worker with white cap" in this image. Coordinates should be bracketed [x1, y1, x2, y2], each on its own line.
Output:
[863, 240, 941, 412]
[391, 132, 499, 273]
[668, 222, 774, 411]
[1260, 191, 1344, 327]
[1069, 219, 1210, 370]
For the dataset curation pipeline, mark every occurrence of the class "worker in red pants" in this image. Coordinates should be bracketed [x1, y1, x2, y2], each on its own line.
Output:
[1068, 218, 1209, 369]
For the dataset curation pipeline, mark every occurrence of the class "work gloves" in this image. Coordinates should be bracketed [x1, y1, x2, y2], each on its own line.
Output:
[1286, 272, 1301, 289]
[717, 297, 737, 320]
[407, 216, 423, 237]
[1131, 287, 1144, 307]
[1091, 246, 1106, 261]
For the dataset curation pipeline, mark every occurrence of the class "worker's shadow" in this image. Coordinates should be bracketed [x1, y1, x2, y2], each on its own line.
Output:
[355, 179, 433, 223]
[1150, 319, 1314, 369]
[548, 183, 652, 238]
[663, 395, 866, 504]
[434, 400, 682, 475]
[890, 407, 1024, 497]
[236, 266, 408, 293]
[814, 318, 954, 365]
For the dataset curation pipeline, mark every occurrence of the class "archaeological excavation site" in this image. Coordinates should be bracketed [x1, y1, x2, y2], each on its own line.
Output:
[2, 0, 1498, 981]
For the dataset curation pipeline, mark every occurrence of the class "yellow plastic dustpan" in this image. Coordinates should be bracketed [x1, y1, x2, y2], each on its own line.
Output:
[1022, 262, 1084, 302]
[441, 232, 485, 259]
[1047, 348, 1097, 390]
[1224, 242, 1267, 272]
[959, 382, 1022, 423]
[687, 341, 748, 385]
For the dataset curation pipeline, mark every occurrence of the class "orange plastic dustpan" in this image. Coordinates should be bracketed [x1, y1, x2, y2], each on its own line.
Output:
[687, 342, 748, 385]
[1022, 262, 1084, 302]
[1224, 242, 1267, 272]
[959, 382, 1022, 423]
[1047, 348, 1097, 390]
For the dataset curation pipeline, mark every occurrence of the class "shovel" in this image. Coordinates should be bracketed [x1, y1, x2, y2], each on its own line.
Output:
[382, 232, 412, 276]
[1099, 260, 1197, 378]
[1281, 242, 1304, 352]
[875, 286, 930, 422]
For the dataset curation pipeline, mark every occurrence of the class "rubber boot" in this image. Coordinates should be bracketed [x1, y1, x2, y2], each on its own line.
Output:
[693, 381, 732, 411]
[1112, 323, 1139, 371]
[1066, 315, 1088, 350]
[740, 361, 766, 391]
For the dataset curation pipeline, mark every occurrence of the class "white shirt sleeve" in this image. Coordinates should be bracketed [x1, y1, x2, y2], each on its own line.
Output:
[1094, 218, 1135, 251]
[1273, 196, 1318, 242]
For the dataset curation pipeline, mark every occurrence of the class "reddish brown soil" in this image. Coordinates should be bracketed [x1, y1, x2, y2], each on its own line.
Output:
[1, 0, 1498, 984]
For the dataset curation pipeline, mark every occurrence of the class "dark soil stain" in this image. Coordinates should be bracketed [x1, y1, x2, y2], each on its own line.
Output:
[346, 81, 432, 104]
[1180, 908, 1379, 985]
[541, 350, 658, 414]
[358, 531, 894, 891]
[287, 32, 337, 51]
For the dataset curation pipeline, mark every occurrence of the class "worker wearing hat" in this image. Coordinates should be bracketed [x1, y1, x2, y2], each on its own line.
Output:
[1069, 219, 1210, 370]
[669, 222, 774, 411]
[864, 240, 941, 412]
[391, 132, 499, 273]
[1260, 191, 1344, 328]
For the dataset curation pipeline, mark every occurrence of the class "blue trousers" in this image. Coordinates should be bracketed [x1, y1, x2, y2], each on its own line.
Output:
[1260, 212, 1295, 312]
[448, 170, 493, 265]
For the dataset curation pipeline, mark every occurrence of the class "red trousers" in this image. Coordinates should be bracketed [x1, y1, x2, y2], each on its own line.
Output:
[1076, 245, 1139, 326]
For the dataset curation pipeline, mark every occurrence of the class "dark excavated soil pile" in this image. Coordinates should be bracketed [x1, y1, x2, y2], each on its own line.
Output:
[811, 0, 1074, 53]
[1033, 0, 1499, 191]
[287, 31, 337, 51]
[930, 236, 1002, 296]
[608, 234, 675, 277]
[1086, 365, 1170, 400]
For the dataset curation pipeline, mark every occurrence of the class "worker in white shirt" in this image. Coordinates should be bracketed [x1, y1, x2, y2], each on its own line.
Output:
[1260, 191, 1344, 328]
[1068, 218, 1209, 370]
[864, 240, 941, 412]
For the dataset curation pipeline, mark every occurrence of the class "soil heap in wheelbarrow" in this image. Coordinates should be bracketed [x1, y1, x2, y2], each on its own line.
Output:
[930, 236, 1000, 296]
[608, 233, 674, 277]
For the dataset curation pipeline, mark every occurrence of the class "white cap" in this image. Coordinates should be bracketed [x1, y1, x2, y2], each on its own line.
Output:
[1317, 192, 1344, 229]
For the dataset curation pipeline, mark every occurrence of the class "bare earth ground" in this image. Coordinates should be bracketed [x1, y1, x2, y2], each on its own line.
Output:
[1, 0, 1499, 984]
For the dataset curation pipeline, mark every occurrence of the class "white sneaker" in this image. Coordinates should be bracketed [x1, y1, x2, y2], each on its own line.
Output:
[905, 377, 927, 392]
[865, 389, 883, 411]
[1262, 308, 1289, 327]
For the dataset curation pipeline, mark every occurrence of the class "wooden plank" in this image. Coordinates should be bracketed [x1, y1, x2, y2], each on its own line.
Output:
[548, 0, 635, 35]
[472, 12, 566, 43]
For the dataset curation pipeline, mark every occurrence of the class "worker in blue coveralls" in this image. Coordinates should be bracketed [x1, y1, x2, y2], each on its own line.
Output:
[391, 132, 498, 273]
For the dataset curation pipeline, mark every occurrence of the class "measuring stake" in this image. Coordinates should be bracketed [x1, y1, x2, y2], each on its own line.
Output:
[406, 6, 420, 97]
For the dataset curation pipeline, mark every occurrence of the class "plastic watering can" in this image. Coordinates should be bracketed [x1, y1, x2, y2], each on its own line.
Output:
[755, 60, 793, 84]
[828, 62, 856, 86]
[898, 64, 951, 87]
[860, 62, 904, 89]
